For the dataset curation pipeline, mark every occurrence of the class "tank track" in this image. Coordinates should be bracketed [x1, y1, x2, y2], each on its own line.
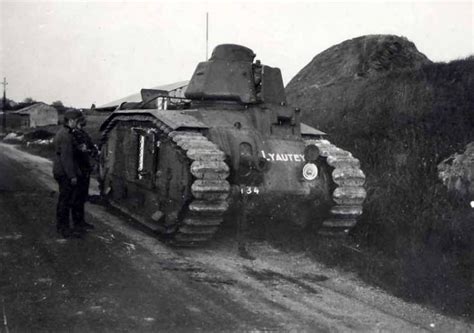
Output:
[168, 131, 230, 246]
[304, 138, 366, 236]
[101, 115, 231, 246]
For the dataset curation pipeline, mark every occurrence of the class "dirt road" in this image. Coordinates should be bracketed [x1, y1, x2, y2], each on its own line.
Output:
[0, 142, 471, 332]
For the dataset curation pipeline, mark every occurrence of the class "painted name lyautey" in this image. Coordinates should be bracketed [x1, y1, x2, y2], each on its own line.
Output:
[260, 150, 306, 162]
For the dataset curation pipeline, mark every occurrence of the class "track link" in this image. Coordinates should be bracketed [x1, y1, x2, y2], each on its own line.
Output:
[169, 131, 230, 246]
[101, 116, 231, 246]
[304, 138, 367, 236]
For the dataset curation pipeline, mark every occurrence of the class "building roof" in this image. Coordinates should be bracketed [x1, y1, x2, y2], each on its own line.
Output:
[99, 80, 189, 108]
[12, 102, 57, 115]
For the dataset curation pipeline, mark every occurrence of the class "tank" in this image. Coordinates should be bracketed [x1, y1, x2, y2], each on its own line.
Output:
[98, 44, 366, 246]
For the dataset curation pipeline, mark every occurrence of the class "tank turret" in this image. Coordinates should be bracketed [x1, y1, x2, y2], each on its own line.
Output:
[186, 44, 285, 105]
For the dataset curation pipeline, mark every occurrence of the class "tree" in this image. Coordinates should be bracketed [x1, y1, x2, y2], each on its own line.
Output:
[51, 100, 64, 108]
[22, 97, 36, 104]
[51, 100, 67, 114]
[0, 98, 17, 110]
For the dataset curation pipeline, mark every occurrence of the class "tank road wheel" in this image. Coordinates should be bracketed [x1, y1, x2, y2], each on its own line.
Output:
[304, 138, 367, 237]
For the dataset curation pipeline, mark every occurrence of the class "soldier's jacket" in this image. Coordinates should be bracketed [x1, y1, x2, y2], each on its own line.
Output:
[72, 128, 98, 174]
[53, 126, 80, 179]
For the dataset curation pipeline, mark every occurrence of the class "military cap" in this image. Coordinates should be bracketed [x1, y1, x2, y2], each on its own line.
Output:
[64, 109, 82, 120]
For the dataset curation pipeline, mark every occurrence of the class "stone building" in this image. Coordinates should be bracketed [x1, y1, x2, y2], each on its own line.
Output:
[1, 102, 58, 129]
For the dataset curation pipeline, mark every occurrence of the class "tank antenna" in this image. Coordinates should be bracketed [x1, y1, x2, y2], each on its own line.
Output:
[206, 12, 209, 61]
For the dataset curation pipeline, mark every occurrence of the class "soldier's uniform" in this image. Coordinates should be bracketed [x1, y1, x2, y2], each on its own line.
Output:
[53, 110, 83, 237]
[71, 117, 98, 229]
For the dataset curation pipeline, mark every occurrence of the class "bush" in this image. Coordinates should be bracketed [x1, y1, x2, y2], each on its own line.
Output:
[287, 57, 474, 318]
[23, 129, 55, 141]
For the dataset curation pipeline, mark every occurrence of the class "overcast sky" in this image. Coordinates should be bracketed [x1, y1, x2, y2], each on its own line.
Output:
[1, 0, 472, 107]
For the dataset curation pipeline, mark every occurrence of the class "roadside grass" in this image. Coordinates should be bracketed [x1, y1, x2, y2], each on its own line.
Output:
[293, 58, 474, 319]
[11, 111, 108, 159]
[21, 142, 56, 160]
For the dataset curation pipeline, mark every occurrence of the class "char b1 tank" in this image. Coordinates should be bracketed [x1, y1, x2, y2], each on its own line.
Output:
[99, 44, 366, 246]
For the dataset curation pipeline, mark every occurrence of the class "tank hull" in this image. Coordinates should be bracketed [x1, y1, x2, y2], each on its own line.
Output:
[99, 109, 365, 245]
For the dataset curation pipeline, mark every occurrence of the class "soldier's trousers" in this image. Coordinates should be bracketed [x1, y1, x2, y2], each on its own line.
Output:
[72, 175, 90, 224]
[55, 175, 81, 231]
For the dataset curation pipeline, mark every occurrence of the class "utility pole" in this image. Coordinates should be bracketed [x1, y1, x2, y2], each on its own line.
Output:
[1, 77, 7, 133]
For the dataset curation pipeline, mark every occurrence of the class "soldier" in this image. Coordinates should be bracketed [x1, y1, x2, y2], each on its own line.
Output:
[236, 187, 256, 260]
[53, 109, 83, 238]
[71, 112, 98, 231]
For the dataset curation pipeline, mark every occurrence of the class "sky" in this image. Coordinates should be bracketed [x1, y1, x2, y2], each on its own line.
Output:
[0, 0, 473, 107]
